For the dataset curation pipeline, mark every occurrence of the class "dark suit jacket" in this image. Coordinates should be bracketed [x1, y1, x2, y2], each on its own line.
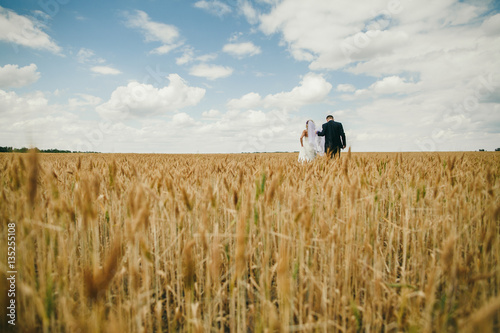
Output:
[317, 120, 346, 149]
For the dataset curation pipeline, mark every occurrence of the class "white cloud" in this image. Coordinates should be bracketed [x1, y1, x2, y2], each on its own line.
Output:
[176, 48, 218, 65]
[68, 93, 102, 109]
[90, 66, 122, 75]
[347, 95, 499, 152]
[96, 74, 205, 119]
[344, 76, 421, 99]
[335, 30, 410, 66]
[150, 43, 183, 55]
[176, 48, 194, 65]
[367, 76, 420, 95]
[256, 0, 278, 4]
[223, 42, 261, 58]
[3, 115, 85, 150]
[192, 108, 301, 153]
[228, 72, 332, 110]
[239, 1, 259, 24]
[259, 0, 353, 68]
[76, 48, 105, 64]
[482, 13, 500, 36]
[194, 0, 232, 17]
[172, 112, 194, 126]
[229, 31, 243, 42]
[0, 89, 103, 151]
[0, 64, 40, 89]
[202, 109, 221, 118]
[264, 72, 332, 108]
[2, 1, 499, 154]
[76, 48, 94, 63]
[0, 81, 316, 154]
[336, 83, 356, 92]
[257, 0, 495, 73]
[197, 53, 218, 62]
[189, 64, 234, 80]
[227, 92, 262, 110]
[77, 49, 118, 75]
[124, 10, 183, 54]
[0, 90, 83, 151]
[0, 89, 48, 117]
[0, 6, 61, 54]
[255, 0, 500, 152]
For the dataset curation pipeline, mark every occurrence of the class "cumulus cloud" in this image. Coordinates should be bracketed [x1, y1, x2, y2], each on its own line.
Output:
[343, 76, 421, 99]
[223, 42, 261, 58]
[202, 109, 221, 118]
[259, 0, 351, 68]
[3, 1, 499, 154]
[172, 112, 194, 126]
[257, 0, 496, 74]
[0, 63, 40, 89]
[68, 93, 102, 109]
[227, 92, 262, 110]
[258, 0, 413, 70]
[344, 92, 500, 152]
[0, 89, 48, 117]
[176, 48, 218, 65]
[0, 78, 303, 154]
[150, 44, 181, 55]
[123, 10, 183, 54]
[96, 74, 205, 119]
[0, 89, 102, 151]
[367, 76, 420, 95]
[239, 1, 259, 24]
[189, 63, 234, 80]
[0, 89, 82, 150]
[228, 72, 332, 110]
[90, 66, 121, 75]
[265, 72, 332, 107]
[194, 0, 232, 17]
[481, 13, 500, 36]
[256, 0, 500, 151]
[200, 54, 220, 63]
[336, 83, 356, 92]
[0, 6, 61, 54]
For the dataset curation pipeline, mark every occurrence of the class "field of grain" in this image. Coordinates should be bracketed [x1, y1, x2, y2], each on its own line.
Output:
[0, 151, 499, 332]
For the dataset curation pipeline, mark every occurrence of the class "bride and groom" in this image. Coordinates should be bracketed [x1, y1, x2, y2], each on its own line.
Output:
[298, 115, 346, 162]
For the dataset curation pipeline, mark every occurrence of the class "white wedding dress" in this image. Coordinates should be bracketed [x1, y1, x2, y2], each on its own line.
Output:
[298, 135, 317, 162]
[298, 120, 324, 163]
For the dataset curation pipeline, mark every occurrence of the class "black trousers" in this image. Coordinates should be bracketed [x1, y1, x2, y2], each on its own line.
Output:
[325, 146, 340, 159]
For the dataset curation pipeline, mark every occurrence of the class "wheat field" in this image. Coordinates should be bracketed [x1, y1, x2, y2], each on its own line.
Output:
[0, 151, 499, 332]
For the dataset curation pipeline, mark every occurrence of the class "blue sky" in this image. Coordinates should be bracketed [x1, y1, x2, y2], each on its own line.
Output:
[1, 0, 499, 153]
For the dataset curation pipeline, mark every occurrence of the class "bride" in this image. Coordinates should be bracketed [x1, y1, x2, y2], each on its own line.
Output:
[298, 120, 323, 162]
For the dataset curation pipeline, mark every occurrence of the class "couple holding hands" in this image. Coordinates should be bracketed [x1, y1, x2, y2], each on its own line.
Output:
[298, 115, 346, 163]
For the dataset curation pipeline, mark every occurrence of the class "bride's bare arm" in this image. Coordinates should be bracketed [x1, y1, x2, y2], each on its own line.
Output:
[300, 130, 306, 147]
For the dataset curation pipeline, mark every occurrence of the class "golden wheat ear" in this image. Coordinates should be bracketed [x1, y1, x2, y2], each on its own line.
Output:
[182, 240, 196, 290]
[84, 240, 123, 301]
[27, 149, 39, 207]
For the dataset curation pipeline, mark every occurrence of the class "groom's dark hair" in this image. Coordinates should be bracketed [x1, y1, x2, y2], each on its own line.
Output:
[326, 115, 333, 120]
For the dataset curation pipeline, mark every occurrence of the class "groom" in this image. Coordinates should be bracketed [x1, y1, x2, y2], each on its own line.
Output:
[317, 115, 346, 158]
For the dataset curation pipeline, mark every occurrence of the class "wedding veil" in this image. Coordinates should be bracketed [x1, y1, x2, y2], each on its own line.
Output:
[307, 120, 316, 145]
[307, 120, 324, 154]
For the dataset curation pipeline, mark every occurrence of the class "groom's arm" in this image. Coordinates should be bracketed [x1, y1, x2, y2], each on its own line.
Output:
[339, 123, 346, 148]
[316, 124, 326, 136]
